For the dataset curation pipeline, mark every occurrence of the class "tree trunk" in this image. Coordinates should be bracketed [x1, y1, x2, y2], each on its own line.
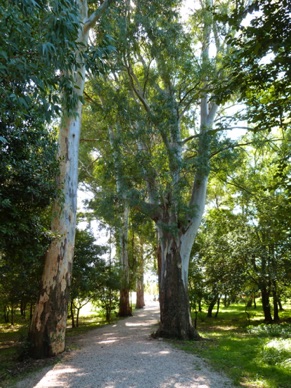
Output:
[28, 104, 82, 358]
[118, 203, 132, 317]
[27, 0, 112, 358]
[207, 294, 218, 318]
[70, 301, 75, 329]
[11, 304, 14, 326]
[215, 295, 220, 318]
[136, 241, 145, 309]
[76, 307, 81, 328]
[261, 286, 273, 323]
[154, 229, 200, 340]
[278, 299, 284, 311]
[119, 288, 132, 317]
[272, 288, 280, 323]
[198, 299, 202, 312]
[136, 275, 145, 309]
[4, 305, 9, 323]
[253, 294, 257, 309]
[20, 299, 26, 318]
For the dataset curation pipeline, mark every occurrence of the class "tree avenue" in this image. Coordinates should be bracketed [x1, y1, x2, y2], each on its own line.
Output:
[1, 0, 290, 363]
[80, 0, 243, 340]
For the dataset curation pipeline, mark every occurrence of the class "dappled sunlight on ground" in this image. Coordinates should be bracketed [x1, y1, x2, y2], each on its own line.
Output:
[33, 366, 82, 387]
[159, 350, 171, 355]
[206, 325, 238, 331]
[125, 321, 156, 327]
[97, 339, 118, 345]
[19, 303, 234, 388]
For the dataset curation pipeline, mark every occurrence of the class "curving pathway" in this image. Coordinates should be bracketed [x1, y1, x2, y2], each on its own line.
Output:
[16, 303, 234, 387]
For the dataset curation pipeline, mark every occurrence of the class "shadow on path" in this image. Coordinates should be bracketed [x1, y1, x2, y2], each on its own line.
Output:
[16, 303, 234, 388]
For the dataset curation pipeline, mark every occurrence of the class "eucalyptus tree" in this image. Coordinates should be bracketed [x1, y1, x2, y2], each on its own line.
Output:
[82, 0, 243, 339]
[0, 0, 74, 294]
[0, 0, 80, 335]
[80, 85, 136, 316]
[28, 0, 115, 358]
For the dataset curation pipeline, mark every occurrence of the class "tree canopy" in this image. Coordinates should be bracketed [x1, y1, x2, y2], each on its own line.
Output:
[0, 0, 290, 360]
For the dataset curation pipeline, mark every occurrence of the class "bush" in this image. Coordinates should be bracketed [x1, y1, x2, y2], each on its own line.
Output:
[260, 338, 291, 367]
[247, 323, 291, 338]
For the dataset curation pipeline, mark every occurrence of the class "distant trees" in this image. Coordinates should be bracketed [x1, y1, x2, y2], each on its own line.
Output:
[190, 129, 291, 322]
[70, 228, 119, 327]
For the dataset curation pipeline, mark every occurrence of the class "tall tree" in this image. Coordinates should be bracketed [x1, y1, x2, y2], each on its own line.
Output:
[82, 0, 240, 339]
[0, 0, 77, 274]
[28, 0, 114, 358]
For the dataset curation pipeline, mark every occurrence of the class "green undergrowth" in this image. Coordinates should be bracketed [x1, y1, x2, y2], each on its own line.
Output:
[176, 303, 291, 388]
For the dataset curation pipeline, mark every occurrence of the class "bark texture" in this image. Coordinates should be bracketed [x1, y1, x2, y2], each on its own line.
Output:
[28, 0, 112, 358]
[28, 111, 82, 358]
[154, 228, 200, 340]
[119, 288, 132, 317]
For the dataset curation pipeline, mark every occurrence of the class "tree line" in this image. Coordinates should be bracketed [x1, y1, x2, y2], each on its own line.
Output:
[0, 0, 290, 358]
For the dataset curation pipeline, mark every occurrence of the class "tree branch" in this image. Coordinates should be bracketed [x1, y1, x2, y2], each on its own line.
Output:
[84, 0, 113, 34]
[126, 64, 152, 114]
[210, 138, 284, 159]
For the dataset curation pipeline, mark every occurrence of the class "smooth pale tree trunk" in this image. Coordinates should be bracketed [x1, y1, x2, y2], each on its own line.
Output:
[28, 0, 112, 359]
[118, 202, 132, 316]
[108, 126, 132, 317]
[28, 102, 83, 358]
[136, 242, 145, 309]
[136, 276, 145, 309]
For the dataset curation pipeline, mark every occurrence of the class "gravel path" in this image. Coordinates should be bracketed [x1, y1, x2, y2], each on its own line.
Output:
[16, 303, 234, 387]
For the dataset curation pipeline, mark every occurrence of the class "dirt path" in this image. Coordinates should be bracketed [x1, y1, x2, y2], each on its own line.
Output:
[15, 303, 234, 387]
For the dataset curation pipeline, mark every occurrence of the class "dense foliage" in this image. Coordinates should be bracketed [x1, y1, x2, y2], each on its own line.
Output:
[224, 0, 291, 130]
[0, 0, 290, 371]
[0, 0, 81, 318]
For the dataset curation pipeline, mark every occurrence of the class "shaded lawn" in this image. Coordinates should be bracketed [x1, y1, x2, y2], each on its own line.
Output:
[177, 302, 291, 388]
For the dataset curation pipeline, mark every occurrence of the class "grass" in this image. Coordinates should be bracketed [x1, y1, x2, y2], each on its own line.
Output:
[176, 302, 291, 387]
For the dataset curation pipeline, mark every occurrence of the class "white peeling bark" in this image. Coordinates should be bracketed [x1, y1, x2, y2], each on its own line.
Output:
[180, 97, 218, 288]
[180, 174, 208, 287]
[29, 0, 112, 358]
